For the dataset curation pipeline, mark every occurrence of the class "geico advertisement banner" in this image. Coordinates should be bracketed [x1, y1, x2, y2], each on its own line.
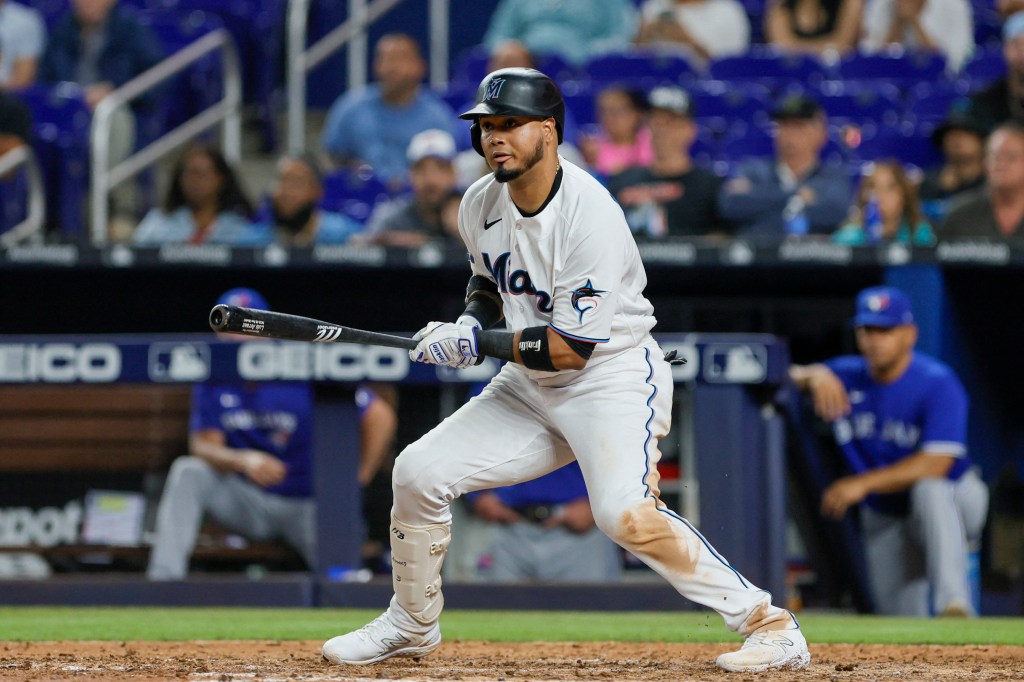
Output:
[0, 334, 786, 385]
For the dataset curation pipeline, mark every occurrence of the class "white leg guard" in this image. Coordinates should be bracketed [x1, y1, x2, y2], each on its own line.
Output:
[390, 514, 451, 625]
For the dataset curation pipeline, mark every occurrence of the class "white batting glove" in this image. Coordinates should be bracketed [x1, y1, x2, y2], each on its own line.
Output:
[410, 319, 480, 368]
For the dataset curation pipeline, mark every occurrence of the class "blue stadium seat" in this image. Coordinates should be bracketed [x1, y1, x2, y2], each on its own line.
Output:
[708, 48, 830, 91]
[584, 50, 698, 89]
[961, 46, 1007, 91]
[837, 49, 947, 84]
[854, 130, 943, 169]
[812, 82, 902, 127]
[973, 9, 1003, 48]
[690, 81, 772, 135]
[136, 9, 226, 137]
[450, 45, 583, 94]
[905, 81, 973, 126]
[18, 84, 91, 238]
[127, 0, 285, 151]
[563, 91, 597, 128]
[321, 170, 392, 225]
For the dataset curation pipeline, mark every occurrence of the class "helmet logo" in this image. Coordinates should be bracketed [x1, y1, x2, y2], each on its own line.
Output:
[484, 78, 506, 102]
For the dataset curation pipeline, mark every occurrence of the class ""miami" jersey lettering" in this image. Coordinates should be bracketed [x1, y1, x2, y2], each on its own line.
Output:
[482, 251, 553, 313]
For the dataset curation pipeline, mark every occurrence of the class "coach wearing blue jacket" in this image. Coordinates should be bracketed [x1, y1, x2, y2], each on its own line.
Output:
[790, 286, 989, 617]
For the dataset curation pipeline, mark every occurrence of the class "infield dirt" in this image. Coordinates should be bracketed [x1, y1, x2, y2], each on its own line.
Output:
[2, 641, 1023, 681]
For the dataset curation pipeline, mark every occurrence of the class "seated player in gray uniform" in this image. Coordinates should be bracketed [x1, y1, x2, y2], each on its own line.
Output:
[790, 285, 989, 616]
[146, 288, 397, 580]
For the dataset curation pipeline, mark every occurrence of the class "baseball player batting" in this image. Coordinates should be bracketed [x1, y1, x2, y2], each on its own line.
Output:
[322, 67, 811, 673]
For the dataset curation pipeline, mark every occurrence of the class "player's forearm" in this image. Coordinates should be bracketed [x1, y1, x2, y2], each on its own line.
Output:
[189, 433, 251, 473]
[855, 453, 956, 495]
[477, 327, 588, 371]
[358, 400, 398, 486]
[788, 364, 832, 391]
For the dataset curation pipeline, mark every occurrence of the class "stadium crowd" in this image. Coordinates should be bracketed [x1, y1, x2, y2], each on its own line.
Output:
[1, 0, 1023, 247]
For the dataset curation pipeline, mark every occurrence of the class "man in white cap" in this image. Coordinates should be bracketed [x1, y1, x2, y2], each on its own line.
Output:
[364, 129, 462, 247]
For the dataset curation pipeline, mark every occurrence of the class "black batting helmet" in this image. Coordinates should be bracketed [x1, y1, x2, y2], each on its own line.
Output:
[459, 68, 565, 157]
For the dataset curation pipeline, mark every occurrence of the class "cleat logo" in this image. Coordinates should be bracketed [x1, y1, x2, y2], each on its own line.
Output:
[377, 633, 410, 651]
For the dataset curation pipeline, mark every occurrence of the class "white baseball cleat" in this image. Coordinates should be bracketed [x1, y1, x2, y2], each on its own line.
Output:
[322, 611, 441, 665]
[715, 626, 811, 673]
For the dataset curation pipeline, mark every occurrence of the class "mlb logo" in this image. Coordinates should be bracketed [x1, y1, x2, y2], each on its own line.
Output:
[704, 344, 767, 384]
[148, 342, 210, 382]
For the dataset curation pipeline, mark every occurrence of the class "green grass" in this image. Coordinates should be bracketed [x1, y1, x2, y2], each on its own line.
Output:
[0, 608, 1022, 645]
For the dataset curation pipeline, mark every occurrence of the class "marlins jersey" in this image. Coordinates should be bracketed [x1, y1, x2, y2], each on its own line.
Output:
[824, 352, 971, 514]
[459, 157, 657, 380]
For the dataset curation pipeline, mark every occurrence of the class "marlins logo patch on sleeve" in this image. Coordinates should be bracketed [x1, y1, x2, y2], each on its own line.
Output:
[571, 279, 606, 323]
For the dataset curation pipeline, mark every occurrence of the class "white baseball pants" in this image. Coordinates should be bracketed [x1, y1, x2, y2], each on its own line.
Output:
[392, 338, 794, 635]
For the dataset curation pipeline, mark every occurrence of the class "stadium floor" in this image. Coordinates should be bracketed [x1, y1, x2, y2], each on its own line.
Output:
[2, 640, 1022, 681]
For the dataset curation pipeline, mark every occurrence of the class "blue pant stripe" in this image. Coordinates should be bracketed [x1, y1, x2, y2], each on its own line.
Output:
[639, 347, 750, 590]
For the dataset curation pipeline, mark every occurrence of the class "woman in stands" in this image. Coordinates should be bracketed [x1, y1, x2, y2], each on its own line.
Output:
[765, 0, 864, 56]
[833, 160, 935, 245]
[579, 85, 654, 179]
[133, 143, 257, 245]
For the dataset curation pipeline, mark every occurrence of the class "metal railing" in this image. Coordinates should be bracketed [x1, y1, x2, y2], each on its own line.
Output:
[90, 28, 242, 245]
[286, 0, 451, 153]
[0, 146, 46, 248]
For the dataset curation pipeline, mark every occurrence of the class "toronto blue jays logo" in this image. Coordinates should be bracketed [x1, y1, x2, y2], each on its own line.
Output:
[482, 251, 553, 313]
[571, 279, 606, 323]
[484, 78, 506, 101]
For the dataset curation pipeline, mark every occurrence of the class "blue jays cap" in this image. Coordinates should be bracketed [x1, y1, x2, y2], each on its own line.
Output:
[216, 287, 269, 311]
[852, 286, 914, 329]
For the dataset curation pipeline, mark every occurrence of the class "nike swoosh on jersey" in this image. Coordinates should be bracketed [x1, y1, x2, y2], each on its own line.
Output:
[484, 218, 501, 230]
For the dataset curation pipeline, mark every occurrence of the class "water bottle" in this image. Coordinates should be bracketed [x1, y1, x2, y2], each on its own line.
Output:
[783, 194, 808, 236]
[863, 191, 883, 243]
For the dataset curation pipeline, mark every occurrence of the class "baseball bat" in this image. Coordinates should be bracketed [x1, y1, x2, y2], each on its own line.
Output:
[209, 304, 418, 350]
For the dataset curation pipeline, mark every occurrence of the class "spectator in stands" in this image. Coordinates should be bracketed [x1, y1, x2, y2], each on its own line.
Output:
[0, 92, 31, 169]
[789, 285, 988, 616]
[606, 86, 725, 238]
[0, 93, 32, 230]
[251, 153, 362, 247]
[133, 143, 257, 246]
[320, 33, 460, 190]
[717, 94, 851, 239]
[482, 0, 637, 66]
[765, 0, 864, 56]
[941, 122, 1024, 240]
[968, 12, 1024, 133]
[918, 110, 987, 222]
[579, 85, 653, 178]
[147, 288, 399, 580]
[833, 161, 935, 245]
[860, 0, 974, 73]
[40, 0, 163, 141]
[363, 129, 460, 247]
[464, 461, 622, 583]
[0, 0, 46, 90]
[634, 0, 751, 63]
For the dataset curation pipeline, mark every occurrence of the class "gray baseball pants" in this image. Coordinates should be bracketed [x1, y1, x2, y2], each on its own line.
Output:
[146, 456, 316, 580]
[862, 468, 988, 616]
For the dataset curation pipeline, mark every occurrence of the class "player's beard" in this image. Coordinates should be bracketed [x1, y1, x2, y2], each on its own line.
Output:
[494, 139, 544, 183]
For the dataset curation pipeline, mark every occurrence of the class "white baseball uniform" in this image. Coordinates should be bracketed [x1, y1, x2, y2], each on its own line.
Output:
[391, 158, 795, 635]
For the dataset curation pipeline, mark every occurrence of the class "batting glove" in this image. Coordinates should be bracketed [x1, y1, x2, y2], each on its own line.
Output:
[410, 320, 480, 368]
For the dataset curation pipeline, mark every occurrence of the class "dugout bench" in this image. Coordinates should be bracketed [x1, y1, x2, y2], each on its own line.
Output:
[0, 333, 790, 608]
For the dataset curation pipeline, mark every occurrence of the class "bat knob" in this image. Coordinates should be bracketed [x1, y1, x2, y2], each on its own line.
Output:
[209, 304, 229, 331]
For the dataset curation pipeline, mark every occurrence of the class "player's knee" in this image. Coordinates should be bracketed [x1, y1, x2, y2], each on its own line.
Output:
[166, 455, 216, 488]
[909, 477, 952, 512]
[589, 502, 627, 542]
[392, 442, 445, 500]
